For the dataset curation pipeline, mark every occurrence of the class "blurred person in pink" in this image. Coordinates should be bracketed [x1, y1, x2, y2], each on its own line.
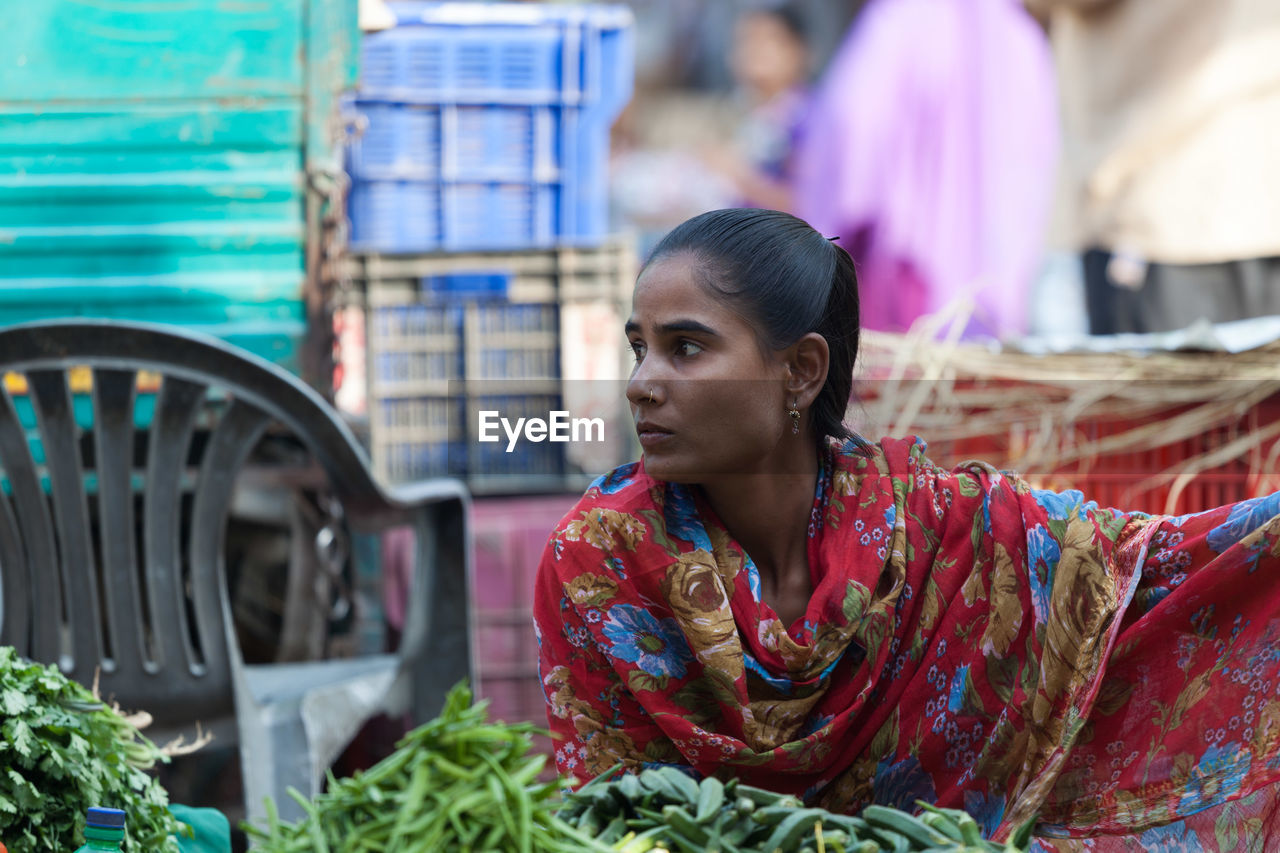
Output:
[704, 3, 814, 212]
[1026, 0, 1280, 335]
[792, 0, 1059, 340]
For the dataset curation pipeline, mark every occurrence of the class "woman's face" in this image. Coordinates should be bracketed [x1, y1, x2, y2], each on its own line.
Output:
[731, 12, 808, 99]
[625, 253, 793, 483]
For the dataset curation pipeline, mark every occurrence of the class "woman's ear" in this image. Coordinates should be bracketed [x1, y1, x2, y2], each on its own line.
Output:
[786, 332, 829, 406]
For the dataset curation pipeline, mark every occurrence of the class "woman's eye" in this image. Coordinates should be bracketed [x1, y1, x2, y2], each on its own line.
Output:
[675, 340, 703, 357]
[629, 341, 646, 362]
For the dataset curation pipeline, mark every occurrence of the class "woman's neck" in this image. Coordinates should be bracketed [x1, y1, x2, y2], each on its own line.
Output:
[698, 442, 821, 590]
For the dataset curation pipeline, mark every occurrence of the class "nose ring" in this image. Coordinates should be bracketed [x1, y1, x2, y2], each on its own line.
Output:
[645, 387, 655, 403]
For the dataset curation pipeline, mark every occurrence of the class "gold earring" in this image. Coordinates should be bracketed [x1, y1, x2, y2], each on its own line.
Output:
[787, 402, 800, 435]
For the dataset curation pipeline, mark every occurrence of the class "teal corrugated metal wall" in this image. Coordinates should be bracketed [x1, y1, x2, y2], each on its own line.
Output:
[0, 0, 357, 372]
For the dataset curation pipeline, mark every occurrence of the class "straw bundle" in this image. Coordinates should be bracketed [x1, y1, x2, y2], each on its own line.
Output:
[849, 311, 1280, 514]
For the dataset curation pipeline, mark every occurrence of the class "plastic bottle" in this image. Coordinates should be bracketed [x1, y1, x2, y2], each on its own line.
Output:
[74, 807, 126, 852]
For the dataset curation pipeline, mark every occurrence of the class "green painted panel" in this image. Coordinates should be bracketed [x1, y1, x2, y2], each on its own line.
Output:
[0, 149, 301, 176]
[0, 1, 305, 103]
[0, 286, 305, 316]
[0, 251, 301, 278]
[306, 0, 360, 168]
[0, 198, 302, 226]
[0, 0, 357, 376]
[0, 104, 305, 358]
[0, 106, 301, 150]
[0, 221, 301, 252]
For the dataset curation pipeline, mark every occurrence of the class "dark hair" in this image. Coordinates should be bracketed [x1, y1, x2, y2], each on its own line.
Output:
[759, 3, 809, 46]
[644, 208, 860, 445]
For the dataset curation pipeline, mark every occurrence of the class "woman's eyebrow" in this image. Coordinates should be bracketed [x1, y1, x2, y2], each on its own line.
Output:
[624, 319, 720, 337]
[658, 319, 720, 336]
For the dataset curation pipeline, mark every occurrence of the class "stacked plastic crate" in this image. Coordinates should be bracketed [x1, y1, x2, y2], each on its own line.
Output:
[343, 1, 637, 730]
[344, 1, 636, 494]
[347, 243, 636, 492]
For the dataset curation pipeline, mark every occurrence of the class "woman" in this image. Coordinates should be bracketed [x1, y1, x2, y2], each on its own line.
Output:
[703, 3, 813, 213]
[533, 209, 1280, 848]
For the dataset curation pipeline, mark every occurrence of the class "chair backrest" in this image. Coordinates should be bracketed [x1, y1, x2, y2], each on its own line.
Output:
[0, 319, 408, 726]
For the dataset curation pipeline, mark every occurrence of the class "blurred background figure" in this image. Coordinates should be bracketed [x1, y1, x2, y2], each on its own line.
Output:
[610, 1, 859, 255]
[1027, 0, 1280, 335]
[701, 3, 813, 211]
[793, 0, 1059, 340]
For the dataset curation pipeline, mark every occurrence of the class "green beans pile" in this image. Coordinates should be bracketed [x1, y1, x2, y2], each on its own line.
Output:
[241, 683, 1033, 853]
[557, 765, 1033, 853]
[243, 683, 609, 853]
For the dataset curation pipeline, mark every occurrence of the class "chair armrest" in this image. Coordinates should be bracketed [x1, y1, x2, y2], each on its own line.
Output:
[353, 482, 473, 724]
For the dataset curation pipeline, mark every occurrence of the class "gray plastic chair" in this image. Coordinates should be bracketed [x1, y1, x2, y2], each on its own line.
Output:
[0, 319, 473, 826]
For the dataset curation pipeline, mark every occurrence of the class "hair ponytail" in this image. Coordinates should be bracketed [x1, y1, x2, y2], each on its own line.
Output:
[809, 241, 859, 443]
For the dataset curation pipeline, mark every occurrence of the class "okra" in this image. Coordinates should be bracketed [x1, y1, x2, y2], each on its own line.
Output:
[759, 808, 831, 853]
[864, 804, 956, 850]
[736, 784, 804, 809]
[694, 776, 725, 823]
[661, 804, 710, 846]
[662, 767, 702, 804]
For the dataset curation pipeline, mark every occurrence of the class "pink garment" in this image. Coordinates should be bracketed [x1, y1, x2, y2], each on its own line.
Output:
[794, 0, 1059, 339]
[381, 526, 414, 633]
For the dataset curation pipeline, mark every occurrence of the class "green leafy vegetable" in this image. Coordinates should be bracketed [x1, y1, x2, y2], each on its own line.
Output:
[0, 646, 186, 852]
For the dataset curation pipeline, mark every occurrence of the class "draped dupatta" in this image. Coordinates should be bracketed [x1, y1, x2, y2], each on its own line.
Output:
[535, 437, 1280, 844]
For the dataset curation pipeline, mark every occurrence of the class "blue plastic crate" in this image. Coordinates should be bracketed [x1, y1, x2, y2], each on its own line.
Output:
[386, 438, 467, 480]
[350, 177, 563, 250]
[373, 349, 463, 384]
[346, 2, 633, 252]
[372, 301, 464, 337]
[347, 103, 441, 176]
[472, 303, 558, 379]
[371, 302, 464, 340]
[371, 302, 464, 385]
[359, 22, 567, 103]
[349, 103, 555, 181]
[475, 440, 564, 479]
[349, 179, 442, 249]
[378, 395, 463, 436]
[472, 393, 566, 479]
[423, 270, 511, 300]
[361, 2, 633, 107]
[474, 302, 555, 333]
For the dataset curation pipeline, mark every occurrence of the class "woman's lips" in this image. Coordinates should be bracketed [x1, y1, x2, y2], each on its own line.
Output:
[636, 422, 673, 447]
[638, 431, 672, 448]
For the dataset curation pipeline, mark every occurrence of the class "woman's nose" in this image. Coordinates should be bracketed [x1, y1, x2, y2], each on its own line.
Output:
[626, 358, 664, 406]
[626, 375, 661, 407]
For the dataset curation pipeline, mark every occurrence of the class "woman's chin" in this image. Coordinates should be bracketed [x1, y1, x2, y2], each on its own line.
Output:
[641, 453, 703, 484]
[642, 452, 742, 485]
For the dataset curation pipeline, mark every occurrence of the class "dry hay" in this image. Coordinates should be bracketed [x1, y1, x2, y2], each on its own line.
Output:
[848, 309, 1280, 514]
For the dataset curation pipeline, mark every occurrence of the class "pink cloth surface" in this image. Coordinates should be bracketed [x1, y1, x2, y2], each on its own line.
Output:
[794, 0, 1059, 339]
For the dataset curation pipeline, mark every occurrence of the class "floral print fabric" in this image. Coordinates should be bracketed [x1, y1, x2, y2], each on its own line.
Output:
[533, 437, 1280, 847]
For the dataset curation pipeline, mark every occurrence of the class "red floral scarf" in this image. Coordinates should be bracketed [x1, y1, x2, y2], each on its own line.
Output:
[534, 437, 1280, 845]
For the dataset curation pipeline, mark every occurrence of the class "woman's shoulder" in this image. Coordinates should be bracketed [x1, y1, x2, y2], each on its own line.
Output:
[835, 434, 1012, 485]
[550, 460, 661, 533]
[831, 433, 923, 471]
[536, 461, 664, 571]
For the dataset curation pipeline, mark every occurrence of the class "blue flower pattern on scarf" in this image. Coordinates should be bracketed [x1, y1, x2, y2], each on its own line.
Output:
[601, 604, 694, 679]
[1207, 492, 1280, 553]
[873, 756, 938, 812]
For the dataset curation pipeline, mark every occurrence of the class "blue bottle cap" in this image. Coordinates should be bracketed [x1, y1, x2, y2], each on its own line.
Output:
[86, 807, 127, 828]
